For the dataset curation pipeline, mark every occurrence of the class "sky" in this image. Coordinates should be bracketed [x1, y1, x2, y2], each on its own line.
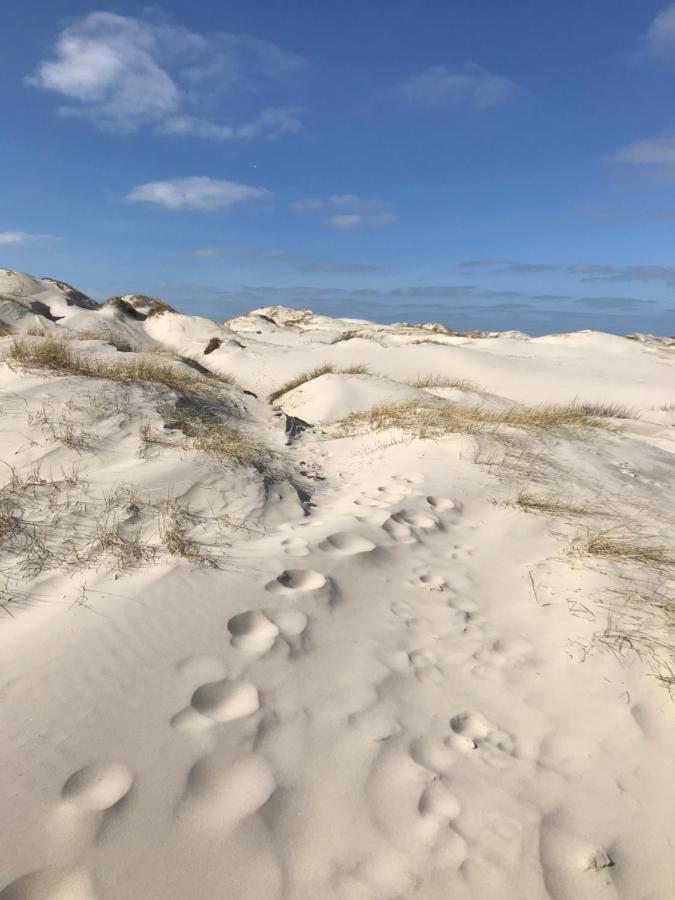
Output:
[2, 1, 675, 335]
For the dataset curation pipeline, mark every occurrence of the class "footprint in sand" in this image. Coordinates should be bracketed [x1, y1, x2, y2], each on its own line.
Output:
[227, 607, 309, 656]
[410, 736, 457, 776]
[280, 537, 310, 557]
[415, 572, 448, 591]
[418, 777, 462, 823]
[318, 532, 376, 556]
[449, 711, 517, 765]
[381, 514, 416, 544]
[265, 568, 326, 592]
[426, 496, 461, 512]
[0, 868, 96, 900]
[228, 610, 279, 654]
[190, 678, 260, 723]
[61, 763, 133, 811]
[183, 752, 276, 828]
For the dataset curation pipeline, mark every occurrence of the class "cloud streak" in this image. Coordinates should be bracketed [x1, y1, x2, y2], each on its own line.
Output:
[291, 194, 397, 229]
[391, 63, 517, 109]
[127, 177, 270, 210]
[190, 245, 382, 273]
[27, 11, 304, 140]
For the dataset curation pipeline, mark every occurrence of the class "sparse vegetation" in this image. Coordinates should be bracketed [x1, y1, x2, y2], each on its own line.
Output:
[269, 363, 369, 403]
[159, 505, 206, 562]
[92, 517, 156, 568]
[343, 398, 626, 438]
[514, 491, 588, 516]
[5, 337, 236, 396]
[580, 529, 675, 569]
[0, 322, 13, 337]
[186, 418, 277, 474]
[411, 373, 480, 392]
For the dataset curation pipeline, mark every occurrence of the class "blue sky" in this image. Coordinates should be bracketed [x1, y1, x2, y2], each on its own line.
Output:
[2, 1, 675, 334]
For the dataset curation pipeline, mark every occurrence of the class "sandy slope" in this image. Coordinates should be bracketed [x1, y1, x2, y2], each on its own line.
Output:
[0, 270, 674, 899]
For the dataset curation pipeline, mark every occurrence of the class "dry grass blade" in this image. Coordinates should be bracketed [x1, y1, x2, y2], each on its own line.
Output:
[514, 491, 588, 515]
[411, 373, 480, 391]
[269, 363, 369, 403]
[582, 529, 675, 569]
[186, 418, 277, 474]
[159, 512, 204, 562]
[93, 518, 156, 568]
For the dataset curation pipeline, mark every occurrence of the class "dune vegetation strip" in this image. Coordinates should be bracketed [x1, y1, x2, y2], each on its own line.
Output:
[5, 336, 236, 395]
[512, 490, 589, 516]
[182, 417, 279, 476]
[580, 528, 675, 570]
[410, 373, 480, 392]
[268, 363, 369, 403]
[343, 398, 632, 438]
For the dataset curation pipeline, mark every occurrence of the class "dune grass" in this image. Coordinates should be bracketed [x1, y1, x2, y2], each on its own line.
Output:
[514, 491, 588, 516]
[581, 528, 675, 569]
[268, 363, 369, 403]
[344, 398, 629, 438]
[411, 373, 480, 392]
[181, 416, 277, 475]
[6, 336, 235, 394]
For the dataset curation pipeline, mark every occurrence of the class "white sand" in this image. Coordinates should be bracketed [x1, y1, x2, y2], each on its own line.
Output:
[0, 269, 674, 899]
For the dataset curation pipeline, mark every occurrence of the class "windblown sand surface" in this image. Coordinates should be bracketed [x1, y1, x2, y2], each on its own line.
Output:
[0, 269, 674, 899]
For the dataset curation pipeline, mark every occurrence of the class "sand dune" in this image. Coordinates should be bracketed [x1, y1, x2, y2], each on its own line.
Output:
[0, 269, 673, 899]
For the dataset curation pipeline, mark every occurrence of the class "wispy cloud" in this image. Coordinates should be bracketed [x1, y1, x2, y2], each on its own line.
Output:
[391, 63, 517, 109]
[645, 3, 675, 57]
[459, 259, 560, 274]
[291, 194, 397, 229]
[127, 177, 271, 210]
[578, 264, 675, 286]
[26, 11, 305, 139]
[610, 133, 675, 166]
[0, 230, 54, 245]
[189, 245, 382, 273]
[460, 258, 675, 286]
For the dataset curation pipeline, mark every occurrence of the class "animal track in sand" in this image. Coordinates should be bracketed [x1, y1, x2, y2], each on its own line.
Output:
[381, 515, 416, 544]
[426, 496, 461, 512]
[410, 736, 457, 775]
[416, 572, 448, 591]
[191, 678, 259, 723]
[418, 778, 462, 822]
[185, 752, 276, 827]
[228, 610, 279, 654]
[318, 532, 376, 556]
[449, 711, 517, 764]
[61, 763, 133, 811]
[266, 568, 327, 592]
[267, 607, 309, 636]
[280, 537, 310, 557]
[0, 869, 96, 900]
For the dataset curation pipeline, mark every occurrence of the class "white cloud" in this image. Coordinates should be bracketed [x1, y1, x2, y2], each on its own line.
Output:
[0, 231, 33, 245]
[160, 106, 302, 141]
[645, 4, 675, 57]
[127, 177, 271, 210]
[291, 193, 397, 228]
[328, 214, 362, 230]
[26, 11, 304, 139]
[0, 231, 53, 245]
[392, 63, 517, 109]
[610, 133, 675, 164]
